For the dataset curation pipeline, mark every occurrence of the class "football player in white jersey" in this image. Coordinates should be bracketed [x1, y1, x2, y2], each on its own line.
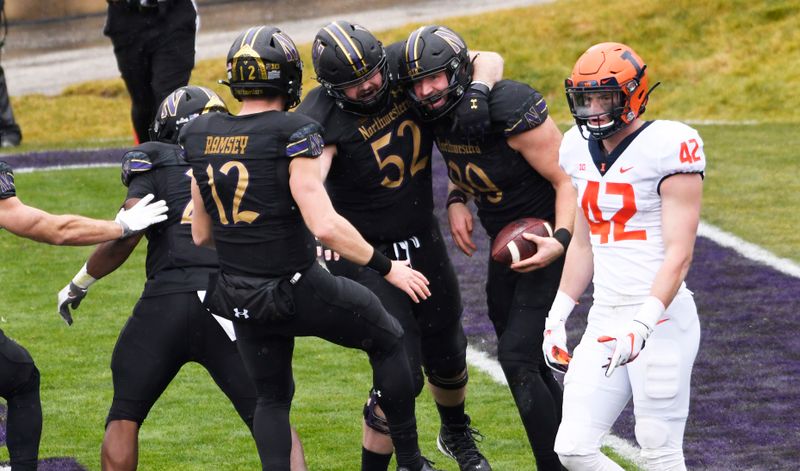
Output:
[543, 42, 704, 470]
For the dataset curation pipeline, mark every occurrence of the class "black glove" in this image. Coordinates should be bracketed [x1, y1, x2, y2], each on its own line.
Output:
[57, 282, 89, 326]
[452, 81, 491, 140]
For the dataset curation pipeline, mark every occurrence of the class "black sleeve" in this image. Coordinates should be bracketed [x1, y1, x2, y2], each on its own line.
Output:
[489, 80, 550, 137]
[0, 161, 16, 199]
[126, 169, 158, 201]
[286, 122, 324, 159]
[295, 87, 335, 142]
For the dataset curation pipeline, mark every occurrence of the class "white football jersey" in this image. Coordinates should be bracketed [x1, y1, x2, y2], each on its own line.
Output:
[560, 120, 705, 305]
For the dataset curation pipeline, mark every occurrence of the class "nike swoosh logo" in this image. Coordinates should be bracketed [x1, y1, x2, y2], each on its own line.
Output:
[620, 166, 634, 173]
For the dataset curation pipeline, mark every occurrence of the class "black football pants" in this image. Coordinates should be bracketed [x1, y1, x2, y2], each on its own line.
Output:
[486, 254, 565, 471]
[0, 329, 42, 471]
[234, 263, 419, 471]
[109, 24, 194, 142]
[107, 292, 256, 429]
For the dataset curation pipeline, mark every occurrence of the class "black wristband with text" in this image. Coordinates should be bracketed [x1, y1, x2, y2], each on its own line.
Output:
[366, 248, 392, 276]
[446, 189, 468, 208]
[553, 228, 572, 251]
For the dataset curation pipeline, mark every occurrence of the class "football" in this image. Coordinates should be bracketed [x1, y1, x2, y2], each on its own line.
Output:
[491, 217, 553, 265]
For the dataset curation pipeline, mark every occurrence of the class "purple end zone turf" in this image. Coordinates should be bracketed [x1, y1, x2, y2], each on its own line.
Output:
[0, 148, 127, 170]
[432, 151, 800, 470]
[0, 403, 6, 446]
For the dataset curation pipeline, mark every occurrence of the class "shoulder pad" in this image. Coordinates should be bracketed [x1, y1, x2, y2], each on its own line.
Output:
[488, 81, 549, 136]
[0, 160, 16, 199]
[121, 143, 185, 187]
[286, 122, 324, 158]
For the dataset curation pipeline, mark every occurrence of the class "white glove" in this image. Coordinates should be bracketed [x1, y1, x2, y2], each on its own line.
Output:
[597, 296, 665, 377]
[542, 291, 576, 373]
[543, 317, 571, 373]
[57, 264, 97, 326]
[115, 193, 168, 238]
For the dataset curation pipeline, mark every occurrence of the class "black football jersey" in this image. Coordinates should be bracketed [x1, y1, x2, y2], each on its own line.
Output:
[123, 142, 218, 297]
[434, 80, 556, 238]
[0, 161, 16, 199]
[296, 45, 435, 242]
[180, 110, 323, 277]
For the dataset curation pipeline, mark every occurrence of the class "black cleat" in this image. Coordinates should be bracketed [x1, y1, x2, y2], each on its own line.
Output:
[437, 415, 492, 471]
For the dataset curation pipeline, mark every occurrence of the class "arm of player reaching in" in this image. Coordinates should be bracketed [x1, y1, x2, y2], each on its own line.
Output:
[541, 210, 593, 372]
[57, 197, 145, 325]
[507, 117, 576, 272]
[289, 156, 430, 302]
[190, 176, 215, 249]
[0, 194, 166, 245]
[446, 180, 477, 256]
[599, 173, 703, 377]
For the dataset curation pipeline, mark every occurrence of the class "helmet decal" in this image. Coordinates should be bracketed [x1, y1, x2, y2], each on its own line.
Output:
[322, 22, 368, 77]
[404, 27, 425, 78]
[273, 31, 300, 62]
[161, 89, 185, 119]
[433, 28, 465, 55]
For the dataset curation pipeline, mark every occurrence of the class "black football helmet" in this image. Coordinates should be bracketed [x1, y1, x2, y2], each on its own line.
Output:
[150, 85, 228, 143]
[398, 25, 472, 120]
[223, 26, 303, 108]
[311, 21, 390, 115]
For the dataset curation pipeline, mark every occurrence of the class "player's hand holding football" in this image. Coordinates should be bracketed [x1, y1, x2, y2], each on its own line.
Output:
[447, 201, 477, 256]
[452, 81, 491, 139]
[510, 232, 564, 272]
[598, 296, 665, 377]
[542, 291, 575, 373]
[385, 260, 431, 303]
[115, 193, 169, 238]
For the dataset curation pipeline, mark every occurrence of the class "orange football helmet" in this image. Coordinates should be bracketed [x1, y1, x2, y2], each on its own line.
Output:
[565, 42, 657, 140]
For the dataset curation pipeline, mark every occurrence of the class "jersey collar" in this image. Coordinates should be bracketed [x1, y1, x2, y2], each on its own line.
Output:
[589, 120, 653, 176]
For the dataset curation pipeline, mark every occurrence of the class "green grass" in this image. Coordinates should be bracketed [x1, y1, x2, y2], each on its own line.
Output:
[0, 169, 640, 469]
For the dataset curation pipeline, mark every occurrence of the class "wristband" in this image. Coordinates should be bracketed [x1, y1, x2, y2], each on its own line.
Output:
[446, 189, 468, 208]
[548, 290, 577, 323]
[633, 296, 666, 331]
[469, 81, 491, 95]
[553, 228, 572, 251]
[72, 263, 98, 290]
[366, 248, 392, 276]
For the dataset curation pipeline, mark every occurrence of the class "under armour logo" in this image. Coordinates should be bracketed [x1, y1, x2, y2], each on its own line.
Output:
[233, 308, 249, 319]
[470, 98, 478, 110]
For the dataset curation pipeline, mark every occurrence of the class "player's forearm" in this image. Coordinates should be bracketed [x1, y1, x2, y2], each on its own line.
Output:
[314, 214, 373, 265]
[36, 214, 123, 246]
[558, 237, 593, 300]
[553, 179, 576, 234]
[649, 247, 694, 307]
[469, 51, 504, 87]
[85, 235, 142, 280]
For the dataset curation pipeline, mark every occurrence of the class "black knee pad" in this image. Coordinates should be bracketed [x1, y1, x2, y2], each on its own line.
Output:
[426, 367, 468, 390]
[7, 365, 40, 410]
[362, 390, 390, 435]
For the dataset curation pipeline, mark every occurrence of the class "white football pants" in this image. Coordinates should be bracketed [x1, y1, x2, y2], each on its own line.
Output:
[555, 293, 700, 471]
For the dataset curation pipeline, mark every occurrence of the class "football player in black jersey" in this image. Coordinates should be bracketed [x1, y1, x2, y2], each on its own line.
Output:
[56, 85, 307, 471]
[399, 25, 577, 471]
[296, 21, 504, 471]
[0, 165, 167, 470]
[181, 27, 436, 471]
